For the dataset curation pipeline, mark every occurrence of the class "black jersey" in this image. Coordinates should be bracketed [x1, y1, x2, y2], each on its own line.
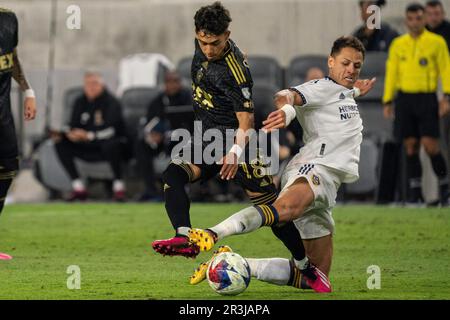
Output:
[0, 8, 18, 123]
[191, 39, 254, 137]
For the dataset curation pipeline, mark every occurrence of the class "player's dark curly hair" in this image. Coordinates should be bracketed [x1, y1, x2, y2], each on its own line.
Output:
[194, 1, 232, 35]
[330, 36, 366, 60]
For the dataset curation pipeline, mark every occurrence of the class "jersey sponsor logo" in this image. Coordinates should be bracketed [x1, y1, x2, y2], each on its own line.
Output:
[339, 104, 359, 121]
[312, 174, 320, 186]
[339, 92, 345, 100]
[192, 84, 214, 110]
[0, 53, 13, 71]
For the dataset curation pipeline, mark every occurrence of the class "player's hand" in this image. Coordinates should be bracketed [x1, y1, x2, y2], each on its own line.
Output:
[354, 77, 376, 97]
[24, 97, 36, 121]
[219, 152, 239, 180]
[439, 97, 450, 118]
[383, 103, 394, 119]
[262, 110, 286, 132]
[67, 128, 89, 142]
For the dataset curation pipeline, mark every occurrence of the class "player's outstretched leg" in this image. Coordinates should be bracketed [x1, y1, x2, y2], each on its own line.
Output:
[188, 204, 279, 252]
[152, 161, 199, 258]
[189, 245, 233, 285]
[246, 257, 331, 293]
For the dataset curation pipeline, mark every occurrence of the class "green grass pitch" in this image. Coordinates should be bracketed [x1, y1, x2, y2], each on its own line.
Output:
[0, 203, 449, 300]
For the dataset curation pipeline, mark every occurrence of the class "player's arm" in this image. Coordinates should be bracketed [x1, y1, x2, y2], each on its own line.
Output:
[12, 49, 36, 121]
[382, 40, 399, 119]
[262, 89, 303, 132]
[220, 110, 254, 180]
[353, 77, 376, 98]
[220, 54, 255, 180]
[436, 38, 450, 117]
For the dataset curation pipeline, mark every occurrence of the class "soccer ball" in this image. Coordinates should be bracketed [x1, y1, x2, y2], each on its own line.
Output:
[207, 252, 251, 296]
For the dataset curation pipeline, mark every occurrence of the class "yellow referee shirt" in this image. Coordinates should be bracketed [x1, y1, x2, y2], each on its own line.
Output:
[383, 29, 450, 104]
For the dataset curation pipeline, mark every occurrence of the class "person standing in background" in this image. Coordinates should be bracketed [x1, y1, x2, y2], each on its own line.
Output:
[383, 3, 450, 206]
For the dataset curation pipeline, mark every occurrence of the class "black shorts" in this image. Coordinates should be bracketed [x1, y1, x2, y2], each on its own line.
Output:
[0, 121, 18, 160]
[174, 140, 277, 196]
[395, 92, 440, 139]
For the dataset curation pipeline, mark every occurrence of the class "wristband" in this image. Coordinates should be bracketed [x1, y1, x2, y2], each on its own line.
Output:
[229, 144, 243, 159]
[281, 104, 296, 126]
[25, 89, 35, 98]
[353, 87, 361, 98]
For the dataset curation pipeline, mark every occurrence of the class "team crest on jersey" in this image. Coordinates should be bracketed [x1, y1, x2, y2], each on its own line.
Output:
[241, 87, 251, 99]
[196, 68, 204, 82]
[312, 174, 320, 186]
[419, 58, 428, 66]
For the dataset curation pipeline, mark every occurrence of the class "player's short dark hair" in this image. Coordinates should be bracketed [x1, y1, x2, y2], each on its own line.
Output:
[330, 36, 366, 60]
[406, 3, 425, 13]
[425, 0, 443, 8]
[194, 1, 232, 35]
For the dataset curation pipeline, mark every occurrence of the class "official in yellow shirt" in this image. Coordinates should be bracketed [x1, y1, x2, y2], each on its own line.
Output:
[382, 3, 450, 205]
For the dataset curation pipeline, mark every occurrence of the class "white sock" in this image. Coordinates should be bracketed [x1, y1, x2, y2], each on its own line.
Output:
[246, 258, 291, 285]
[72, 179, 85, 192]
[210, 206, 263, 240]
[113, 180, 125, 192]
[176, 227, 191, 237]
[293, 256, 309, 270]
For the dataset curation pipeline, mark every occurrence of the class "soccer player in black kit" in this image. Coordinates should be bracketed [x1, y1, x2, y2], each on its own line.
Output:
[0, 8, 37, 260]
[152, 2, 321, 292]
[152, 1, 276, 257]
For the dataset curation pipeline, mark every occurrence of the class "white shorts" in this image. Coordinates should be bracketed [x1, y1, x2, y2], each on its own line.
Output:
[280, 162, 343, 239]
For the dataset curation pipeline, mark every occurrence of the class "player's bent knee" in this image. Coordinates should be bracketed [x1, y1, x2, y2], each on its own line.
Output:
[162, 162, 194, 186]
[273, 198, 304, 222]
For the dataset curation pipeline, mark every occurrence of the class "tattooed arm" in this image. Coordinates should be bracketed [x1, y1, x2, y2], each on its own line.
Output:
[12, 49, 36, 121]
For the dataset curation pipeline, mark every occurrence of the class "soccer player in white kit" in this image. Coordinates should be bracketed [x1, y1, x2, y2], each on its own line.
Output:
[188, 36, 376, 292]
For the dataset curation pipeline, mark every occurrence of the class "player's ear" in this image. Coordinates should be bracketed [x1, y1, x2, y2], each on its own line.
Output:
[328, 55, 334, 69]
[224, 30, 230, 40]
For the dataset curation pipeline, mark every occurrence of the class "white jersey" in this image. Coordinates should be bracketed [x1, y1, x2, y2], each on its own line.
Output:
[288, 77, 363, 183]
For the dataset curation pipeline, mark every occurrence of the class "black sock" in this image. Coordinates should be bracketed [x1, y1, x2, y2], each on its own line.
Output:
[430, 153, 447, 177]
[271, 222, 306, 261]
[162, 162, 193, 235]
[430, 153, 449, 203]
[0, 178, 13, 215]
[406, 154, 423, 202]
